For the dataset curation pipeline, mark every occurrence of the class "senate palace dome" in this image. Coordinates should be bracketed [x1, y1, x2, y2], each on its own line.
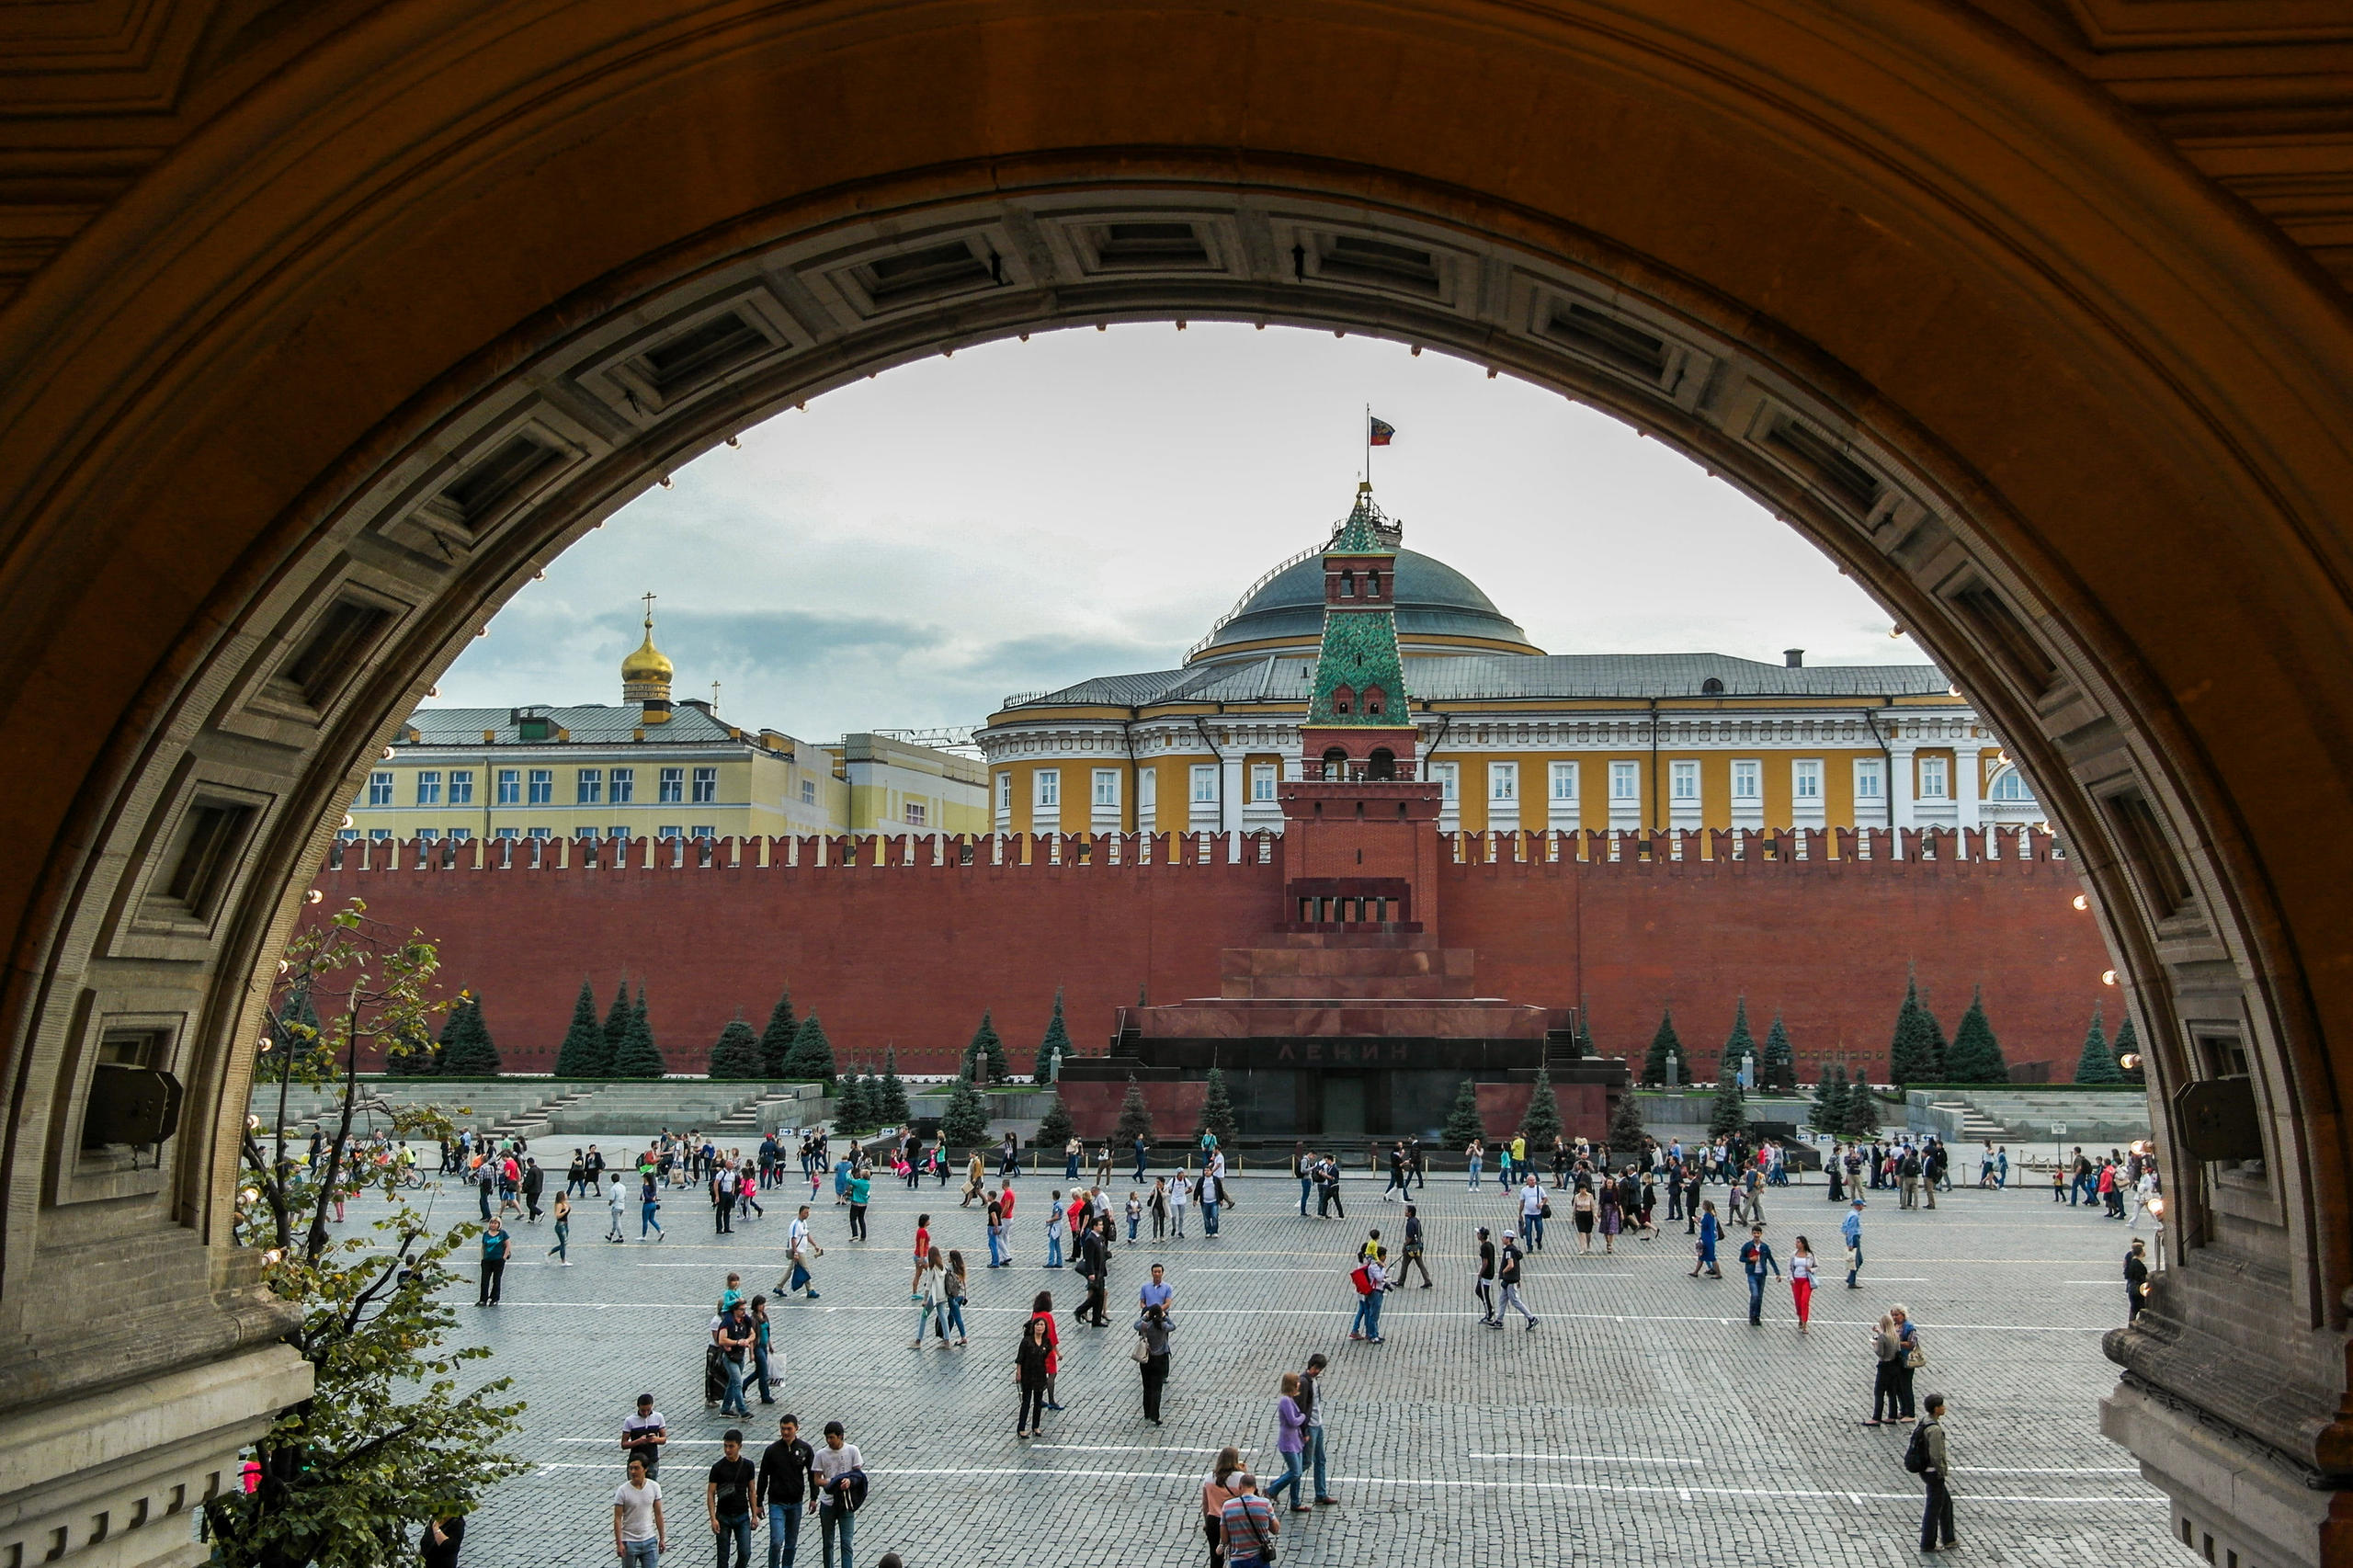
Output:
[1188, 533, 1542, 669]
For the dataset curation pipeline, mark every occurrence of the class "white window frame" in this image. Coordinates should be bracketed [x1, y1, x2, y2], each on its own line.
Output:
[609, 825, 631, 840]
[1854, 758, 1883, 801]
[905, 801, 928, 827]
[1035, 768, 1061, 809]
[526, 826, 551, 840]
[802, 778, 820, 806]
[1793, 758, 1824, 801]
[368, 770, 393, 806]
[1189, 765, 1218, 805]
[1917, 755, 1949, 801]
[368, 828, 393, 842]
[496, 768, 521, 805]
[608, 767, 633, 803]
[1429, 761, 1459, 803]
[1250, 763, 1278, 803]
[1608, 761, 1640, 802]
[1731, 759, 1760, 801]
[493, 826, 519, 840]
[691, 766, 718, 804]
[415, 770, 441, 806]
[691, 824, 716, 840]
[1092, 768, 1120, 808]
[447, 826, 472, 842]
[527, 768, 552, 805]
[658, 767, 684, 803]
[657, 824, 683, 839]
[448, 769, 474, 805]
[1548, 761, 1578, 802]
[1139, 769, 1157, 812]
[1669, 760, 1699, 802]
[576, 767, 602, 805]
[1489, 761, 1518, 801]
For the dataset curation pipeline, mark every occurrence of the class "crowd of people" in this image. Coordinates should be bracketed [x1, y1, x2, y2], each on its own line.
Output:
[362, 1114, 2165, 1564]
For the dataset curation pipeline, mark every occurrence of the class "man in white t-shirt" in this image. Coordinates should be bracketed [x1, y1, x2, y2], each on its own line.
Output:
[810, 1420, 864, 1568]
[613, 1454, 665, 1567]
[778, 1206, 821, 1300]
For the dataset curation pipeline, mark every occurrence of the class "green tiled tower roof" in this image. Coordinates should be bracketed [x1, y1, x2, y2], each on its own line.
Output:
[1309, 487, 1410, 725]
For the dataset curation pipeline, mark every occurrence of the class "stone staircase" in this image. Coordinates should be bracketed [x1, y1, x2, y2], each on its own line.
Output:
[711, 1088, 810, 1136]
[1924, 1098, 2008, 1142]
[489, 1086, 602, 1141]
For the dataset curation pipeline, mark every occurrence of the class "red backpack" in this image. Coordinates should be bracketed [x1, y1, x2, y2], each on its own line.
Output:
[1349, 1264, 1373, 1296]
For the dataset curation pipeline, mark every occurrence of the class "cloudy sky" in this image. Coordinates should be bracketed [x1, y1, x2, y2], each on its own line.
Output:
[433, 324, 1917, 741]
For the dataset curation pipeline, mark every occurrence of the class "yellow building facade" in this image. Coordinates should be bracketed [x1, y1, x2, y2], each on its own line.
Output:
[345, 614, 987, 845]
[981, 494, 2043, 839]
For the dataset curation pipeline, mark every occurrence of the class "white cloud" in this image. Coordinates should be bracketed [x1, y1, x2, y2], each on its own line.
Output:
[433, 324, 1913, 738]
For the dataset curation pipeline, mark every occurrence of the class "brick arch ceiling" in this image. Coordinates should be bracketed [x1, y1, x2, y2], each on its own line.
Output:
[1, 4, 2351, 1564]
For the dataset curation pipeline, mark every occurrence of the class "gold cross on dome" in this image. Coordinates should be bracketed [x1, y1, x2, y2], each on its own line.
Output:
[641, 590, 656, 627]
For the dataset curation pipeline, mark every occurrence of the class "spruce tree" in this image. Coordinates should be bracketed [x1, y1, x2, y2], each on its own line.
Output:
[553, 979, 611, 1078]
[757, 985, 798, 1078]
[938, 1073, 991, 1149]
[381, 1018, 436, 1076]
[1722, 997, 1758, 1086]
[1518, 1065, 1563, 1146]
[879, 1047, 911, 1123]
[1760, 1013, 1797, 1094]
[707, 1018, 763, 1080]
[964, 1011, 1008, 1085]
[1574, 1006, 1595, 1060]
[1943, 986, 2008, 1084]
[1887, 974, 1948, 1086]
[1843, 1074, 1883, 1138]
[611, 993, 666, 1079]
[782, 1013, 836, 1087]
[1196, 1066, 1239, 1146]
[1811, 1064, 1849, 1132]
[1641, 1009, 1685, 1087]
[1034, 988, 1073, 1084]
[1442, 1077, 1487, 1149]
[2073, 1006, 2124, 1084]
[1035, 1088, 1077, 1154]
[1709, 1079, 1746, 1139]
[602, 977, 632, 1067]
[1114, 1076, 1155, 1148]
[436, 995, 502, 1075]
[835, 1073, 872, 1134]
[1606, 1089, 1648, 1161]
[2113, 1016, 2145, 1085]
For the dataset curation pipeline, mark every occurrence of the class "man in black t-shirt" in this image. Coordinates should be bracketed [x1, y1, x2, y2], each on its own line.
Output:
[706, 1429, 757, 1568]
[418, 1514, 463, 1568]
[1475, 1225, 1498, 1326]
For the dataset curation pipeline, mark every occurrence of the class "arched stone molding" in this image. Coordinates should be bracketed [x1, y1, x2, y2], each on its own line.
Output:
[0, 6, 2350, 1566]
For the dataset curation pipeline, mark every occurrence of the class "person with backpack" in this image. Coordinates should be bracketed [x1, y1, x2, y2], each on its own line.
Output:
[1908, 1392, 1957, 1551]
[1738, 1224, 1781, 1326]
[809, 1420, 864, 1568]
[1347, 1248, 1390, 1343]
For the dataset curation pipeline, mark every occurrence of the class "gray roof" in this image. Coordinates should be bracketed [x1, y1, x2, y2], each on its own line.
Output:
[400, 702, 755, 747]
[1200, 547, 1535, 654]
[1001, 652, 1951, 711]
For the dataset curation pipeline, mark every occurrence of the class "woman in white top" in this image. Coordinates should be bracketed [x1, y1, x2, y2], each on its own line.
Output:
[1789, 1235, 1818, 1331]
[1170, 1169, 1192, 1238]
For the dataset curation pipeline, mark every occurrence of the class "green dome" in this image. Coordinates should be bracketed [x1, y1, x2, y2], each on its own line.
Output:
[1191, 548, 1537, 664]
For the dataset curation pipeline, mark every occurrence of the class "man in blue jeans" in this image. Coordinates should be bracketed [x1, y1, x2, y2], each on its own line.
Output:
[1841, 1198, 1866, 1288]
[1297, 1353, 1335, 1505]
[811, 1420, 863, 1568]
[1739, 1224, 1781, 1324]
[705, 1429, 756, 1568]
[756, 1414, 814, 1568]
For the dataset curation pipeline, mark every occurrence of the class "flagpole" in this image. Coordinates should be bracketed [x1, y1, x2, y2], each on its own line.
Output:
[1364, 402, 1371, 486]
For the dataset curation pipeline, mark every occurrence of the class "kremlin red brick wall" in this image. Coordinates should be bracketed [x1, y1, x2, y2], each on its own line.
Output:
[301, 829, 2112, 1084]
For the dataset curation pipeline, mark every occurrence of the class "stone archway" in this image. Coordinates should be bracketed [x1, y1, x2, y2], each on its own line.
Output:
[3, 6, 2350, 1566]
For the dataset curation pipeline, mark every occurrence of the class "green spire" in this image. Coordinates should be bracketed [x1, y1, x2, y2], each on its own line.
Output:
[1309, 485, 1410, 728]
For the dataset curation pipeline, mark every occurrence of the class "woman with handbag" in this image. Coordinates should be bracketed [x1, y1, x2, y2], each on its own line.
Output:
[1891, 1304, 1923, 1420]
[1134, 1302, 1174, 1423]
[1264, 1373, 1309, 1512]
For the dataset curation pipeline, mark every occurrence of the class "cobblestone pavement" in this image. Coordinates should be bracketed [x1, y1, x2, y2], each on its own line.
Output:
[357, 1143, 2189, 1568]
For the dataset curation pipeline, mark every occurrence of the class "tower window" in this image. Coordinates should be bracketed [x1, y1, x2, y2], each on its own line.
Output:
[1367, 570, 1381, 598]
[1340, 572, 1356, 598]
[1332, 685, 1354, 715]
[1363, 686, 1385, 716]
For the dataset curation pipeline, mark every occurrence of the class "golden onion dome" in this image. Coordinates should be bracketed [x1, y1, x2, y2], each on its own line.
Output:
[620, 617, 673, 686]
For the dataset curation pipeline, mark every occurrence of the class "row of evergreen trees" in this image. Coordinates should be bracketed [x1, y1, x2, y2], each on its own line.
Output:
[546, 980, 840, 1084]
[1631, 979, 2091, 1090]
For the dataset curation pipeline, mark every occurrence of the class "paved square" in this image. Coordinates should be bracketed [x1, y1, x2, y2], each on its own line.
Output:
[361, 1144, 2192, 1567]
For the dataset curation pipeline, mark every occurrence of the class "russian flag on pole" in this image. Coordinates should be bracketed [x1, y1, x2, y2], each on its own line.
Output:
[1368, 415, 1396, 447]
